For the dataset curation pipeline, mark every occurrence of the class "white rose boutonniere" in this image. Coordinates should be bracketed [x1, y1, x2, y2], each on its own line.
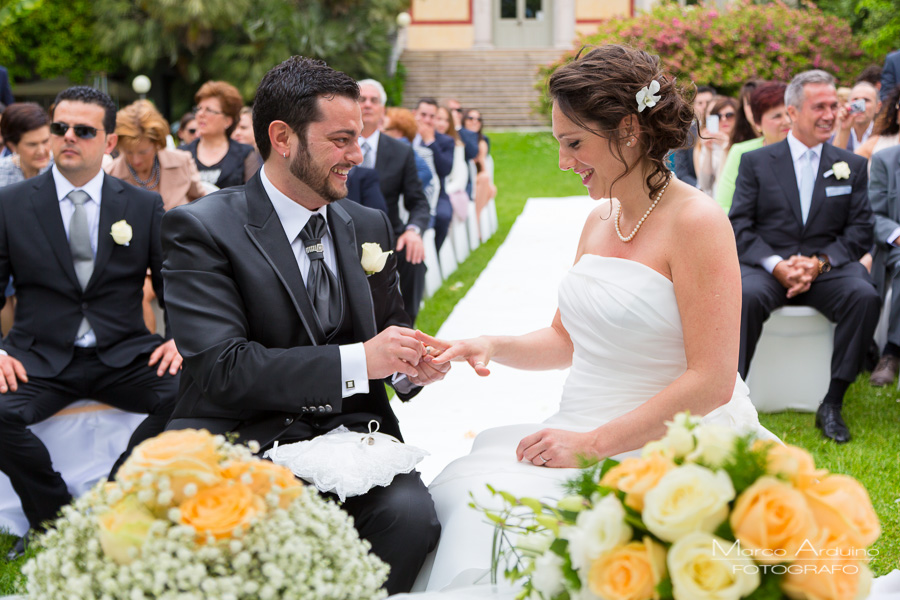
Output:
[110, 220, 132, 246]
[824, 161, 851, 180]
[360, 242, 393, 275]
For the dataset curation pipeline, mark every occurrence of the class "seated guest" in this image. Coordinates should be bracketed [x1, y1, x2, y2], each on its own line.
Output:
[463, 108, 498, 223]
[435, 105, 470, 219]
[730, 70, 879, 444]
[0, 102, 51, 187]
[673, 85, 714, 187]
[867, 144, 900, 385]
[832, 82, 880, 151]
[694, 96, 738, 198]
[880, 49, 899, 102]
[106, 100, 206, 211]
[384, 106, 436, 208]
[857, 64, 882, 96]
[855, 84, 900, 162]
[182, 81, 257, 188]
[231, 106, 263, 168]
[105, 100, 207, 334]
[413, 98, 454, 251]
[175, 112, 197, 147]
[0, 86, 181, 560]
[716, 82, 790, 212]
[346, 166, 388, 214]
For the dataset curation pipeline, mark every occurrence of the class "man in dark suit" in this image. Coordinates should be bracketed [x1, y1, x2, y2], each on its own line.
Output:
[867, 145, 900, 385]
[162, 57, 447, 595]
[346, 165, 389, 214]
[730, 70, 880, 443]
[0, 67, 14, 108]
[414, 98, 455, 251]
[0, 86, 181, 559]
[358, 79, 430, 323]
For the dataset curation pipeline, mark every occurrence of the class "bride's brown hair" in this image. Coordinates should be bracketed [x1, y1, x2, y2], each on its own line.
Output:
[548, 44, 694, 198]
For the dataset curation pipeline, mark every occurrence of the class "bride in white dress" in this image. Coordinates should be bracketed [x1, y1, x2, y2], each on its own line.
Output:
[409, 45, 776, 594]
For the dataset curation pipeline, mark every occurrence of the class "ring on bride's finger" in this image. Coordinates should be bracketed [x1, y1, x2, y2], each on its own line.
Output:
[539, 453, 549, 464]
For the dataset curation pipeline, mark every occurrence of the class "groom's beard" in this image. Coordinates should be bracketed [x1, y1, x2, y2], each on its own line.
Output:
[289, 140, 348, 204]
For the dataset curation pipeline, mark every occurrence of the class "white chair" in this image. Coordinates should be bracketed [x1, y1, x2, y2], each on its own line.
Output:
[437, 234, 458, 279]
[422, 228, 443, 298]
[479, 205, 492, 243]
[486, 197, 499, 237]
[466, 203, 481, 251]
[746, 306, 834, 413]
[0, 402, 144, 536]
[874, 287, 892, 352]
[450, 219, 469, 264]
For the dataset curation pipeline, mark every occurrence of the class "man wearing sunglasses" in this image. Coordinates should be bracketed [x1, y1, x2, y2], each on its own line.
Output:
[0, 86, 180, 560]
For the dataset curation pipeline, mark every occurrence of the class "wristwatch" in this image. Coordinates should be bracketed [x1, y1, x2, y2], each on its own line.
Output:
[405, 224, 422, 236]
[815, 255, 832, 275]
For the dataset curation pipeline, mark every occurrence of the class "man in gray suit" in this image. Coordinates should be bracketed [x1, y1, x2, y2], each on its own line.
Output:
[868, 144, 900, 385]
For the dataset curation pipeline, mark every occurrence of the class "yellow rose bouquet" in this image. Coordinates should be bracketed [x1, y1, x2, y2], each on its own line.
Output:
[19, 429, 389, 599]
[478, 413, 880, 600]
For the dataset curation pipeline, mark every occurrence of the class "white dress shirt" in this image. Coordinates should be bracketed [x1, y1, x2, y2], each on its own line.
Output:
[359, 130, 380, 167]
[53, 165, 104, 347]
[259, 166, 368, 398]
[760, 132, 824, 273]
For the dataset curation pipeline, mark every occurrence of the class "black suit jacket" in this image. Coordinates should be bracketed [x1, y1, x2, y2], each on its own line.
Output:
[729, 139, 873, 269]
[374, 134, 430, 235]
[0, 170, 167, 377]
[0, 66, 13, 107]
[347, 166, 389, 215]
[161, 172, 417, 447]
[881, 49, 900, 102]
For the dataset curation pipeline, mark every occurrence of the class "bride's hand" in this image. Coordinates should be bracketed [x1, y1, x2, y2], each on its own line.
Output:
[414, 330, 493, 377]
[516, 428, 599, 469]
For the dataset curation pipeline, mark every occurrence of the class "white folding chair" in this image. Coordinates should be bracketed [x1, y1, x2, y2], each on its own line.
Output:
[422, 228, 442, 299]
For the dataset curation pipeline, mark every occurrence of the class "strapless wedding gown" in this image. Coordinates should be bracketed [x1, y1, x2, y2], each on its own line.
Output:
[415, 255, 774, 593]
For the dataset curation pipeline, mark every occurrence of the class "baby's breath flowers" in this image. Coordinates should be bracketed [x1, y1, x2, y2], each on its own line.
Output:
[20, 429, 388, 599]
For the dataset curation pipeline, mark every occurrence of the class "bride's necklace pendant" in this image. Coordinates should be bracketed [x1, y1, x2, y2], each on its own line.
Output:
[614, 173, 672, 243]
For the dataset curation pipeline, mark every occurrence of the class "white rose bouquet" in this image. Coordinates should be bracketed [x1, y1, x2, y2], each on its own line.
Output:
[17, 429, 389, 599]
[477, 413, 880, 600]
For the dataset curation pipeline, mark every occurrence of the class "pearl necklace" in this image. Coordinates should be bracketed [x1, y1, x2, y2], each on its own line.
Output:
[614, 174, 672, 243]
[127, 156, 161, 190]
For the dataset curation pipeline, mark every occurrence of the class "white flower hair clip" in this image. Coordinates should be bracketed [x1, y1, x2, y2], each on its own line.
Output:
[636, 80, 662, 113]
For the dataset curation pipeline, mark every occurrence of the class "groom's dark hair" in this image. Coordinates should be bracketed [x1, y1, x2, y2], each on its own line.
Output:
[252, 56, 360, 160]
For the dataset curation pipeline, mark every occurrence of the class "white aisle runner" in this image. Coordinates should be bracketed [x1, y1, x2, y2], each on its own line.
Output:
[393, 196, 598, 484]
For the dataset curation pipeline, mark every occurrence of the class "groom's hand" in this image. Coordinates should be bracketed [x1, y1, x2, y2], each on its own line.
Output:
[407, 349, 451, 386]
[365, 326, 425, 380]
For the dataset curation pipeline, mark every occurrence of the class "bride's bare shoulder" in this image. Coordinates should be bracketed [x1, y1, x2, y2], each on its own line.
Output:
[668, 180, 733, 238]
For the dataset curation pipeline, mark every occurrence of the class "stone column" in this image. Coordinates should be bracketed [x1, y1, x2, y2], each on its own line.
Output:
[473, 0, 494, 49]
[552, 0, 576, 49]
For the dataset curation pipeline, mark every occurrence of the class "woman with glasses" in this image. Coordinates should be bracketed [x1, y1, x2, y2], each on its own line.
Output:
[694, 96, 738, 198]
[463, 108, 497, 225]
[182, 81, 258, 189]
[105, 100, 207, 333]
[176, 112, 198, 146]
[0, 102, 52, 187]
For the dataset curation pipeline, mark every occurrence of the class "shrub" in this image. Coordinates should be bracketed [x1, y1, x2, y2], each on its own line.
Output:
[538, 0, 876, 113]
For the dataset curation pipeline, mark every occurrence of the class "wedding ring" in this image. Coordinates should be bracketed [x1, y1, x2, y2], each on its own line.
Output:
[539, 453, 549, 464]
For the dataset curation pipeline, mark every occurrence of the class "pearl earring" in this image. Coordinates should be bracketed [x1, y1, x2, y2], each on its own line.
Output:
[283, 152, 287, 159]
[626, 140, 633, 147]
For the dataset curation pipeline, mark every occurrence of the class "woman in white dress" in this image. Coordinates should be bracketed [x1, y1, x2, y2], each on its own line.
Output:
[410, 45, 773, 593]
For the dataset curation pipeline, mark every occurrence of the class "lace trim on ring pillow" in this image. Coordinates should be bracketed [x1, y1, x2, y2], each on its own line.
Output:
[264, 420, 429, 501]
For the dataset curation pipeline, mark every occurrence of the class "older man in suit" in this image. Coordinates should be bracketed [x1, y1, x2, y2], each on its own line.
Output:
[730, 70, 880, 443]
[868, 145, 900, 385]
[357, 79, 430, 323]
[0, 87, 181, 559]
[162, 57, 447, 594]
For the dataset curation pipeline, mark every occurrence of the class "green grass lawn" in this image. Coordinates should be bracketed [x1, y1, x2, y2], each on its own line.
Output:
[1, 131, 897, 593]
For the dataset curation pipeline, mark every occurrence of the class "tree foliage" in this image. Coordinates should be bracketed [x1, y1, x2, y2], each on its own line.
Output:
[0, 0, 119, 83]
[539, 0, 875, 110]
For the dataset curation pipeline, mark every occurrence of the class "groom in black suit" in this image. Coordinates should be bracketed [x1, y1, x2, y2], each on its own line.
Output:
[161, 57, 446, 594]
[0, 86, 181, 558]
[730, 70, 880, 443]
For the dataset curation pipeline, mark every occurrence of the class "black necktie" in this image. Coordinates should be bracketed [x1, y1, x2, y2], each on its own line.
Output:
[300, 214, 341, 334]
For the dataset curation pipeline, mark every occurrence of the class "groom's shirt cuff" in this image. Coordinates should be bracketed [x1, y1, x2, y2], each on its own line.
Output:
[761, 255, 784, 274]
[339, 343, 369, 397]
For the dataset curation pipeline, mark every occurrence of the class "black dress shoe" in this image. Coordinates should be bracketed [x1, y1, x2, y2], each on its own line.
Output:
[815, 404, 851, 443]
[5, 535, 26, 561]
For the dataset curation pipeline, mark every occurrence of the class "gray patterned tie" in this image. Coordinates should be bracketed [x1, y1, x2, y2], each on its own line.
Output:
[67, 190, 93, 337]
[361, 140, 374, 169]
[300, 214, 341, 334]
[799, 149, 816, 224]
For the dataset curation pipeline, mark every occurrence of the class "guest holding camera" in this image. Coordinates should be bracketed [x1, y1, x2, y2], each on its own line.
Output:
[694, 96, 738, 198]
[832, 82, 880, 152]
